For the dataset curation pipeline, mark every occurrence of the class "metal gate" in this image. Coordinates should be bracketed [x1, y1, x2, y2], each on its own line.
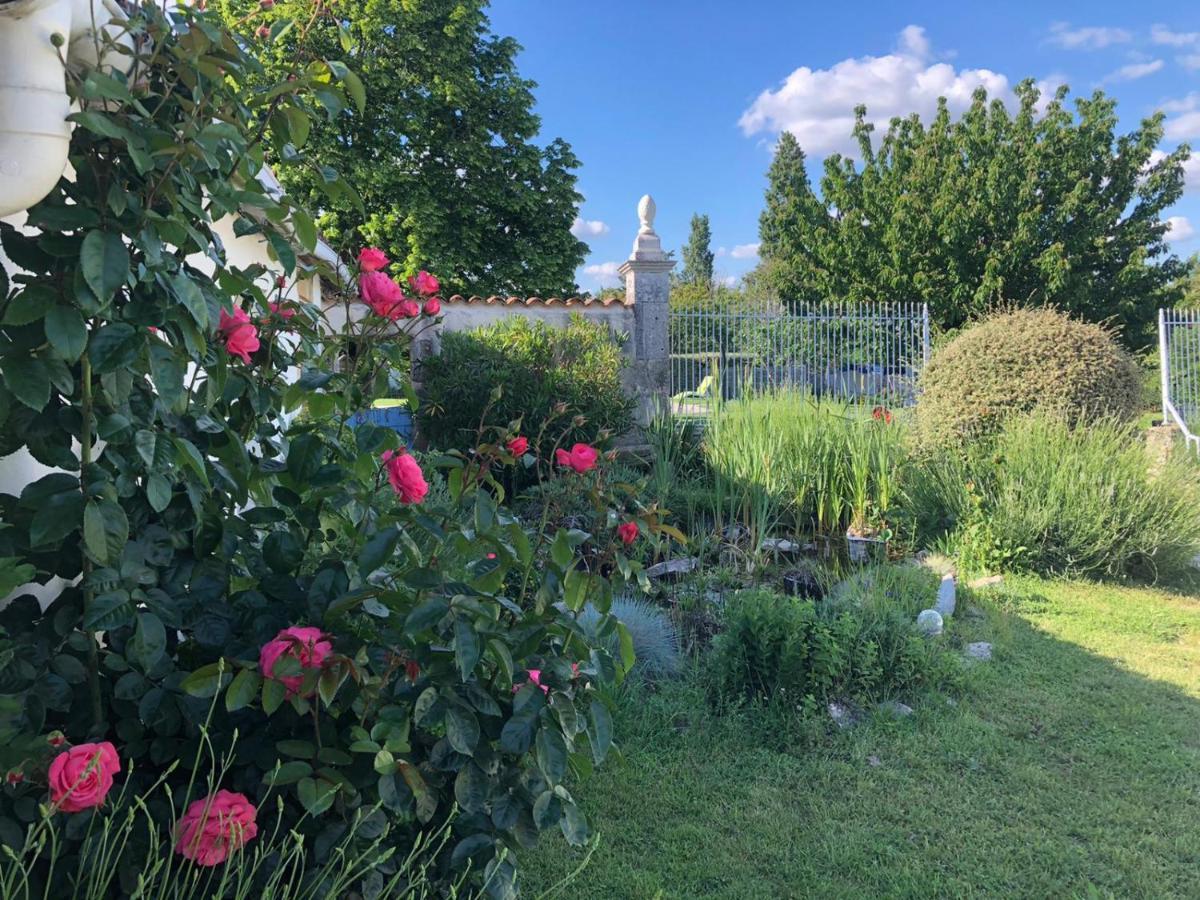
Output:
[669, 296, 930, 416]
[1159, 307, 1200, 454]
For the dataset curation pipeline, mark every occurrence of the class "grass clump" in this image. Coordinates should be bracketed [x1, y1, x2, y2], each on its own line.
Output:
[912, 413, 1200, 580]
[915, 308, 1142, 449]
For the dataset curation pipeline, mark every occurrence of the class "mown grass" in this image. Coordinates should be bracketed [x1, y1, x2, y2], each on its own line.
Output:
[521, 576, 1200, 899]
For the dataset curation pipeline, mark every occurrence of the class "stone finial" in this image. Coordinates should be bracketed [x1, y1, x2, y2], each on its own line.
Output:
[626, 193, 667, 263]
[637, 194, 656, 234]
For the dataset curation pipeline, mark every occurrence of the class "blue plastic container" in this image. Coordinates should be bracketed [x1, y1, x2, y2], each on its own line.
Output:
[350, 404, 414, 447]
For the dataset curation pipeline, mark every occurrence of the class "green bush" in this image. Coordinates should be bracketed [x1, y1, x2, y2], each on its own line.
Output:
[709, 576, 954, 704]
[915, 308, 1142, 449]
[418, 316, 634, 458]
[912, 413, 1200, 579]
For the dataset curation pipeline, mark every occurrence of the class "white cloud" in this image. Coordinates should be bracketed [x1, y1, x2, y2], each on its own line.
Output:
[1163, 93, 1200, 140]
[1167, 216, 1196, 243]
[570, 217, 610, 238]
[715, 246, 728, 258]
[719, 275, 738, 288]
[1103, 59, 1164, 82]
[730, 243, 761, 260]
[1047, 22, 1133, 50]
[1181, 53, 1200, 71]
[739, 26, 1012, 157]
[582, 261, 621, 285]
[1151, 24, 1200, 47]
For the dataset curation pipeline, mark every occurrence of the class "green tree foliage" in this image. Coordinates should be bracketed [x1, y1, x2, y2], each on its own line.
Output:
[220, 0, 587, 298]
[755, 81, 1191, 345]
[680, 213, 714, 287]
[1178, 254, 1200, 309]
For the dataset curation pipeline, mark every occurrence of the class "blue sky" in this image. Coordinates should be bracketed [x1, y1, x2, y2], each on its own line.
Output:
[487, 2, 1200, 293]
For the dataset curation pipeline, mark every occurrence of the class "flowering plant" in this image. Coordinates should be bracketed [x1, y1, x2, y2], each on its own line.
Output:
[0, 3, 638, 895]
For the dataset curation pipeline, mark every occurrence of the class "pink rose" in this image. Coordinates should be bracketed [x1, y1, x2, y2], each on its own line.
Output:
[268, 302, 296, 321]
[380, 449, 428, 504]
[175, 790, 258, 867]
[400, 299, 420, 319]
[358, 247, 388, 273]
[555, 443, 598, 474]
[506, 436, 528, 456]
[513, 669, 549, 695]
[48, 742, 120, 812]
[259, 626, 332, 697]
[359, 272, 405, 320]
[408, 270, 439, 296]
[617, 521, 639, 545]
[422, 297, 441, 317]
[217, 307, 260, 364]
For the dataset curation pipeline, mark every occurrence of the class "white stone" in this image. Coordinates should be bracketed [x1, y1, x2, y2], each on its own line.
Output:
[916, 609, 943, 636]
[934, 573, 956, 617]
[828, 700, 860, 729]
[761, 538, 803, 555]
[645, 557, 699, 580]
[878, 700, 914, 718]
[965, 642, 993, 662]
[967, 575, 1004, 590]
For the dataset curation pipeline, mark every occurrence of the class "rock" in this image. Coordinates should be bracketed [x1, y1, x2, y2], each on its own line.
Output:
[878, 700, 914, 718]
[645, 557, 699, 581]
[967, 575, 1004, 590]
[916, 609, 944, 636]
[722, 523, 749, 544]
[761, 538, 803, 556]
[964, 641, 993, 662]
[934, 573, 956, 617]
[867, 754, 882, 767]
[828, 700, 861, 730]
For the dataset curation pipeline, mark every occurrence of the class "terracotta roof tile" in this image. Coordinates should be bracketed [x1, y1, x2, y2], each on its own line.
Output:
[443, 294, 628, 307]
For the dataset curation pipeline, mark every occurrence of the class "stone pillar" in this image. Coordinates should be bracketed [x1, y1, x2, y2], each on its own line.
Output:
[619, 195, 674, 426]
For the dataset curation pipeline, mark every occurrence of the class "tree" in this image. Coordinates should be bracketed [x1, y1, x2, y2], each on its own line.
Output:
[222, 0, 587, 297]
[758, 132, 833, 305]
[680, 213, 714, 287]
[1178, 254, 1200, 309]
[754, 81, 1191, 346]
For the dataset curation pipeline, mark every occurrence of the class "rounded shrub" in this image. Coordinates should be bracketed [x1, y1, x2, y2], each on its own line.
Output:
[915, 308, 1142, 448]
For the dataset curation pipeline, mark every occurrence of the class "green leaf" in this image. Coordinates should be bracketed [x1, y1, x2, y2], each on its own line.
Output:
[225, 668, 261, 712]
[560, 800, 589, 846]
[128, 613, 167, 671]
[262, 677, 286, 715]
[168, 272, 209, 331]
[454, 763, 488, 814]
[80, 231, 128, 302]
[89, 323, 142, 373]
[532, 790, 562, 831]
[588, 700, 613, 764]
[499, 712, 535, 755]
[148, 343, 185, 411]
[454, 617, 480, 681]
[173, 437, 210, 488]
[146, 473, 171, 512]
[445, 705, 480, 756]
[29, 490, 82, 546]
[266, 229, 296, 274]
[277, 739, 316, 758]
[265, 760, 312, 785]
[404, 597, 448, 634]
[1, 355, 50, 411]
[291, 209, 317, 253]
[45, 305, 88, 362]
[263, 530, 303, 574]
[3, 285, 53, 325]
[0, 558, 36, 597]
[51, 654, 88, 684]
[536, 726, 568, 785]
[297, 777, 337, 816]
[286, 433, 323, 480]
[357, 526, 399, 576]
[342, 69, 366, 114]
[83, 499, 127, 565]
[83, 591, 134, 630]
[181, 662, 231, 698]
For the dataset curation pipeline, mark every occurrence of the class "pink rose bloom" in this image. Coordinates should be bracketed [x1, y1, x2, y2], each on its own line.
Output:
[48, 742, 120, 812]
[381, 449, 428, 504]
[512, 668, 549, 695]
[359, 271, 406, 319]
[408, 270, 439, 296]
[506, 436, 528, 456]
[422, 297, 441, 317]
[399, 299, 420, 319]
[268, 302, 296, 321]
[259, 626, 332, 696]
[617, 521, 639, 545]
[175, 790, 259, 867]
[217, 307, 260, 364]
[358, 247, 389, 273]
[555, 443, 598, 474]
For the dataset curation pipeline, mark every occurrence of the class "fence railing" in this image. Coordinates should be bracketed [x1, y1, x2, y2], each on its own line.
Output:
[1160, 307, 1200, 454]
[669, 297, 929, 415]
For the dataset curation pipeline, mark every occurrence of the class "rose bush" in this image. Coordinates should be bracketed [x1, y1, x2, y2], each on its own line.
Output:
[0, 3, 665, 896]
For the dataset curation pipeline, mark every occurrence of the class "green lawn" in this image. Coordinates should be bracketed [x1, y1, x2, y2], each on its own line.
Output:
[520, 576, 1200, 899]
